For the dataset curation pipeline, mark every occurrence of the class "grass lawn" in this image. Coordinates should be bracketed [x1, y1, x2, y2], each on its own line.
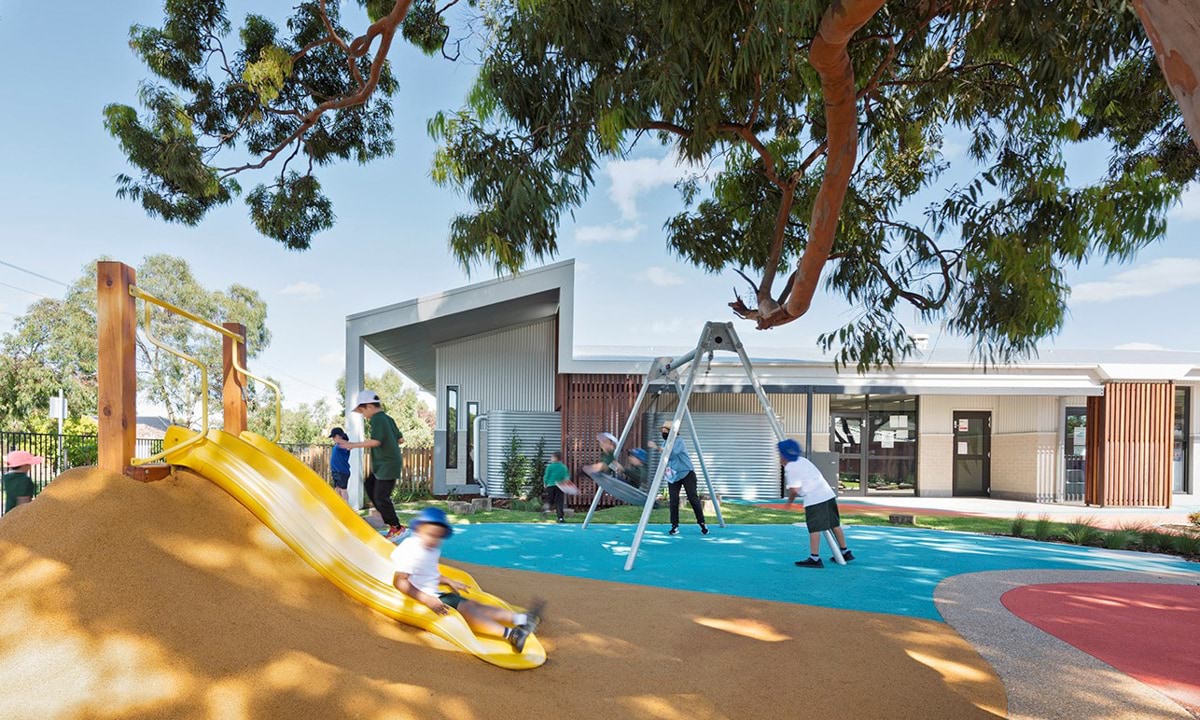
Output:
[383, 499, 1069, 537]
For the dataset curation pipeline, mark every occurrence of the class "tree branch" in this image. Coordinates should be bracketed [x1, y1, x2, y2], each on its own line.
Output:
[218, 0, 414, 178]
[768, 0, 888, 328]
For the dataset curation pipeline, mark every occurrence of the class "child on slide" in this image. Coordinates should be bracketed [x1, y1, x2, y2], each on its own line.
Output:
[391, 508, 545, 652]
[779, 439, 854, 568]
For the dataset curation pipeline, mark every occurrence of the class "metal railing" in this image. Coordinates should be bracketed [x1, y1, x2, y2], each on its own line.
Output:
[1, 432, 163, 515]
[128, 286, 282, 467]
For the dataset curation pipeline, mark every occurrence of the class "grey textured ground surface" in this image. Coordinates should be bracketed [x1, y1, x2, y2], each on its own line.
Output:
[936, 570, 1200, 720]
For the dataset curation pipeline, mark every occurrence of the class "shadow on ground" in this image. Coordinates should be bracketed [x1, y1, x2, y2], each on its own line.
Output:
[0, 468, 1005, 719]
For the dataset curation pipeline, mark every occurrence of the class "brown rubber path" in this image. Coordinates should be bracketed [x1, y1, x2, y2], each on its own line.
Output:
[0, 468, 1006, 719]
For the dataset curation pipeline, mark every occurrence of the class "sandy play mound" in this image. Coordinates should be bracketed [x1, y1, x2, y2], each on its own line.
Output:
[0, 468, 1005, 719]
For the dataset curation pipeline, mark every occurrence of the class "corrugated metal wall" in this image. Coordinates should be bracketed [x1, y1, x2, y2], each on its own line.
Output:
[482, 411, 562, 497]
[643, 412, 782, 500]
[656, 392, 829, 434]
[918, 395, 1058, 434]
[435, 318, 556, 424]
[436, 318, 556, 487]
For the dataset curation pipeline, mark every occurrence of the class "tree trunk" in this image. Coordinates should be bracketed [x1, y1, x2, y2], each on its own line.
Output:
[780, 0, 887, 323]
[1134, 0, 1200, 152]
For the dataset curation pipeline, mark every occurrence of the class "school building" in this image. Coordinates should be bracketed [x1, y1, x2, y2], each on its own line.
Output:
[343, 260, 1199, 508]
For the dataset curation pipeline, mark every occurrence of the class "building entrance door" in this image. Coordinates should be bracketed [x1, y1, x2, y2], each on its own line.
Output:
[953, 412, 991, 497]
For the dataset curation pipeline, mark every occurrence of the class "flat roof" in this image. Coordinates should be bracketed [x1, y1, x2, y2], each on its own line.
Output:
[347, 259, 1200, 394]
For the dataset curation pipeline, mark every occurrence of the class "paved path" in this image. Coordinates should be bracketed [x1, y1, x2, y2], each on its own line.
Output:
[935, 570, 1200, 720]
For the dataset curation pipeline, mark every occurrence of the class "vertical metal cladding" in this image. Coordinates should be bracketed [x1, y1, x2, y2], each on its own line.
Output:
[483, 411, 562, 497]
[657, 392, 826, 434]
[642, 412, 782, 500]
[435, 318, 556, 424]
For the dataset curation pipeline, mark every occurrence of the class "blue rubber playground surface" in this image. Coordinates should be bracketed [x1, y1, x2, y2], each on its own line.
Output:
[443, 524, 1200, 621]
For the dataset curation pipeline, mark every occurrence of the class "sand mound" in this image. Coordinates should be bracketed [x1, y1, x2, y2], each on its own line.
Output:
[0, 467, 1005, 719]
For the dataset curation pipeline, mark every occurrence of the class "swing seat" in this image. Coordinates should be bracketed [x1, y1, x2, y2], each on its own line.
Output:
[584, 468, 659, 508]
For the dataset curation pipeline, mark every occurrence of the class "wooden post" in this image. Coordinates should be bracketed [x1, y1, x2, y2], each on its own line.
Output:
[223, 322, 248, 435]
[97, 262, 138, 474]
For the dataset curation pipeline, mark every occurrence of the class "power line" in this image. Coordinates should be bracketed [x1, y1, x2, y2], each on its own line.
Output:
[0, 281, 50, 299]
[0, 260, 71, 288]
[252, 358, 337, 395]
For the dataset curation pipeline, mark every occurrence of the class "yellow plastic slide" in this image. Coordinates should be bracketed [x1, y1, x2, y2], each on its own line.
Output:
[162, 427, 546, 670]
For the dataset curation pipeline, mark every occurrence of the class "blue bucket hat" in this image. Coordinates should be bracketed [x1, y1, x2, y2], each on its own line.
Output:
[411, 507, 453, 536]
[777, 439, 802, 461]
[630, 448, 649, 463]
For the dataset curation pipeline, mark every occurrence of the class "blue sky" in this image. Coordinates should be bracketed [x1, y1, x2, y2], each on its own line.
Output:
[2, 1, 1199, 410]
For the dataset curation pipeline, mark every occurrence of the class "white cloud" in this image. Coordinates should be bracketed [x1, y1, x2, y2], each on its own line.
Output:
[1169, 183, 1200, 222]
[1114, 342, 1167, 351]
[574, 222, 642, 244]
[643, 266, 684, 287]
[1071, 258, 1200, 303]
[318, 352, 343, 367]
[281, 281, 324, 299]
[605, 150, 720, 221]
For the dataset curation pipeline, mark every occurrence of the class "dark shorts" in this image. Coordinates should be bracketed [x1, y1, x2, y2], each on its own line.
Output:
[438, 592, 466, 609]
[804, 498, 841, 533]
[331, 471, 350, 489]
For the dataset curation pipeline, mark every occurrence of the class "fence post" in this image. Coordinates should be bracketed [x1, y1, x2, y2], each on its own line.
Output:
[223, 322, 248, 435]
[96, 262, 138, 475]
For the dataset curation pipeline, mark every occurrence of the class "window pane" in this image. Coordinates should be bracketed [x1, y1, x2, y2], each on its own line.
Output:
[1175, 388, 1189, 493]
[445, 387, 458, 469]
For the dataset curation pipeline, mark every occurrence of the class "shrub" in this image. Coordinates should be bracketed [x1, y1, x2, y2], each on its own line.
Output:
[1173, 532, 1200, 557]
[1032, 514, 1054, 542]
[527, 436, 549, 504]
[1102, 529, 1138, 551]
[500, 432, 530, 499]
[1141, 531, 1177, 554]
[1189, 511, 1200, 528]
[392, 478, 433, 503]
[1062, 517, 1101, 546]
[1009, 512, 1028, 538]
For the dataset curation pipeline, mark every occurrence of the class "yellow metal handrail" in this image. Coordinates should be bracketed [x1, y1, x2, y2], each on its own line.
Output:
[130, 297, 208, 465]
[127, 287, 283, 462]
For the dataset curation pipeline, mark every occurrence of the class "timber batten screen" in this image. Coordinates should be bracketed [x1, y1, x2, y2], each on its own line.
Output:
[1085, 382, 1174, 507]
[557, 373, 645, 506]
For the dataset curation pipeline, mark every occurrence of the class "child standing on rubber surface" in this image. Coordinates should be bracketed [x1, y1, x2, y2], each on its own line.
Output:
[391, 507, 544, 652]
[779, 439, 854, 568]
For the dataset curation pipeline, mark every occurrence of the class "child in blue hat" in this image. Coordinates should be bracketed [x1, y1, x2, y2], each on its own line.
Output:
[778, 439, 853, 568]
[390, 507, 545, 651]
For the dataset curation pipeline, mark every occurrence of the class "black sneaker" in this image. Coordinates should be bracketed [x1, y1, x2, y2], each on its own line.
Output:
[795, 557, 825, 568]
[668, 526, 679, 535]
[556, 518, 565, 523]
[522, 599, 546, 634]
[700, 524, 709, 535]
[830, 549, 854, 563]
[507, 626, 529, 653]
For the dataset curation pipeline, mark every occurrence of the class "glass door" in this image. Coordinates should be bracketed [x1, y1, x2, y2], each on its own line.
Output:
[953, 412, 991, 496]
[1064, 407, 1086, 502]
[1175, 388, 1190, 493]
[831, 410, 865, 495]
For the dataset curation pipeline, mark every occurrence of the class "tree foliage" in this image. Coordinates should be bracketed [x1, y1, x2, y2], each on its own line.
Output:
[108, 1, 1200, 369]
[106, 0, 467, 249]
[431, 0, 1196, 367]
[1, 256, 271, 430]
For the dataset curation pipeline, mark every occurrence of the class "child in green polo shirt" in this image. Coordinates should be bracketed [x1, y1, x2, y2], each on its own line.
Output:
[337, 390, 407, 540]
[2, 450, 43, 516]
[542, 451, 575, 523]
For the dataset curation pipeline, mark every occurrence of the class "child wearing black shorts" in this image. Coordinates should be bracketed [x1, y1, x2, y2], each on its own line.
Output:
[779, 440, 854, 568]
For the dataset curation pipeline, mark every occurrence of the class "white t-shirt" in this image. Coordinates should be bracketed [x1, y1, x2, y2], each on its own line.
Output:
[390, 536, 442, 597]
[784, 457, 837, 507]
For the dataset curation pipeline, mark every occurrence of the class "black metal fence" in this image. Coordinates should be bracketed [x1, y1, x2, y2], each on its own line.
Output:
[0, 432, 333, 516]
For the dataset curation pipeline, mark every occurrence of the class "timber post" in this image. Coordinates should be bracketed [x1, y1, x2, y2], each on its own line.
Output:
[222, 322, 248, 435]
[96, 262, 138, 475]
